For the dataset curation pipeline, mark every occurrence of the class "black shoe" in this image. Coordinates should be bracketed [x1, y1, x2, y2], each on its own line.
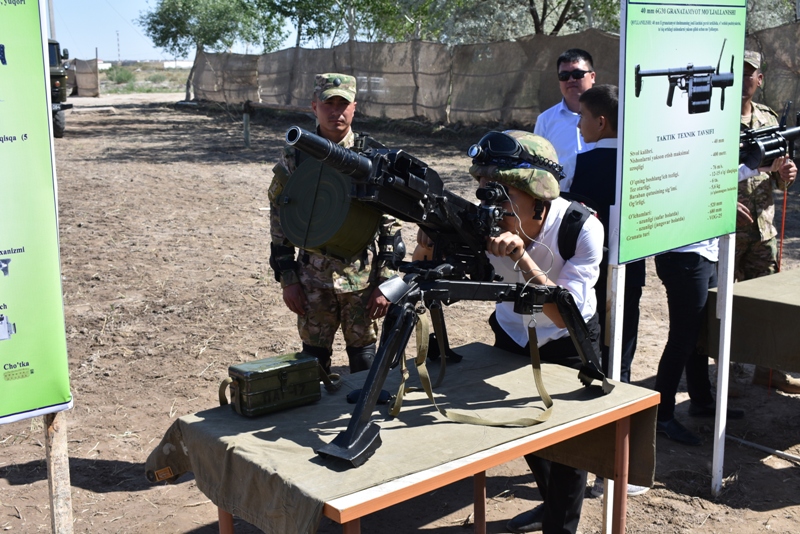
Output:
[506, 503, 544, 533]
[688, 401, 745, 420]
[426, 333, 463, 363]
[656, 418, 701, 446]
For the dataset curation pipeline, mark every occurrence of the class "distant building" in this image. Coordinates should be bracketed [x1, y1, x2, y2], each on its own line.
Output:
[164, 60, 193, 69]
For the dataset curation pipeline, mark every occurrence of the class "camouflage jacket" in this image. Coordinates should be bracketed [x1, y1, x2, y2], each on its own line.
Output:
[738, 102, 786, 241]
[267, 128, 400, 293]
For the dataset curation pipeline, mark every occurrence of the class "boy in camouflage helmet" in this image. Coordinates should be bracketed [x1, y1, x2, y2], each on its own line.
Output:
[468, 130, 561, 202]
[267, 73, 402, 374]
[470, 130, 604, 534]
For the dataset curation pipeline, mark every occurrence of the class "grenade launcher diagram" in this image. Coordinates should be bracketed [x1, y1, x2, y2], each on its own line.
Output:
[634, 39, 735, 114]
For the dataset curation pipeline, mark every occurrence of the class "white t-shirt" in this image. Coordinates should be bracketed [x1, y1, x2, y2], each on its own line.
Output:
[490, 197, 604, 347]
[669, 238, 719, 262]
[533, 100, 595, 192]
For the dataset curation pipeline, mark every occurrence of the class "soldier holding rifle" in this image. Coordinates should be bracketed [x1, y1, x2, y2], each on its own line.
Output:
[267, 73, 401, 374]
[738, 51, 799, 393]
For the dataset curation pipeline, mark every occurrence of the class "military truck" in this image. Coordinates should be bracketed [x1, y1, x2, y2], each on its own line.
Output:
[48, 39, 72, 138]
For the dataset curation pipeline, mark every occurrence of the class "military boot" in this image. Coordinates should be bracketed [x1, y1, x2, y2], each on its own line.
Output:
[753, 366, 800, 394]
[302, 343, 332, 374]
[345, 344, 375, 373]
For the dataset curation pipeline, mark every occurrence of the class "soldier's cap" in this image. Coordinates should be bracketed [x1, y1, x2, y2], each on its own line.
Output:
[744, 50, 761, 70]
[314, 73, 356, 102]
[468, 131, 561, 202]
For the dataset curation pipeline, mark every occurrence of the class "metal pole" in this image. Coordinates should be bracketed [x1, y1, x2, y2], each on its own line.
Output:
[711, 232, 735, 496]
[243, 112, 251, 148]
[602, 263, 626, 533]
[48, 0, 56, 40]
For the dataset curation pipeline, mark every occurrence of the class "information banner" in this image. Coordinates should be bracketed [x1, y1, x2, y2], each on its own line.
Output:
[617, 0, 746, 263]
[0, 0, 73, 424]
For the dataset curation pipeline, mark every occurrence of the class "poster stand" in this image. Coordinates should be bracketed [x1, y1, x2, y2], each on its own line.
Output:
[0, 2, 74, 531]
[608, 2, 747, 525]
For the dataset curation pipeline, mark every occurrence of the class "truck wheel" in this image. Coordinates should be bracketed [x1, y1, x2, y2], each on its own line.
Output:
[53, 110, 66, 138]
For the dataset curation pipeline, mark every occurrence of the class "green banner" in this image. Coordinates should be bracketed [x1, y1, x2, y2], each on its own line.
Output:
[0, 0, 72, 424]
[617, 1, 746, 263]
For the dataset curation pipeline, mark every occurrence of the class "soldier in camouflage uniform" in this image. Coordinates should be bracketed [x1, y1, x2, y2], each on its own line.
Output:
[737, 50, 797, 281]
[738, 51, 800, 394]
[268, 73, 402, 373]
[468, 131, 605, 534]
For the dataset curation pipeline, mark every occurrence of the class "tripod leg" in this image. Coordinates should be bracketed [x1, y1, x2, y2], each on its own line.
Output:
[316, 302, 418, 467]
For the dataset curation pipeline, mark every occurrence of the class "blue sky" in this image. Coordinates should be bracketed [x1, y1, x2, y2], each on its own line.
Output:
[50, 0, 295, 62]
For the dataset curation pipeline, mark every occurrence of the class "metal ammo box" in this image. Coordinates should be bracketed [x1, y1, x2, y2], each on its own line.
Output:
[222, 353, 321, 417]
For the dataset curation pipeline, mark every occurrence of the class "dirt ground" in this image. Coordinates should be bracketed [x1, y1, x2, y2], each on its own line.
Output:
[2, 92, 800, 533]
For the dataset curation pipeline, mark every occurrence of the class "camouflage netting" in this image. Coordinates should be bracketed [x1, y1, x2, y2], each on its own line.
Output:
[193, 52, 260, 103]
[450, 30, 619, 125]
[68, 59, 99, 97]
[746, 23, 800, 124]
[192, 25, 800, 126]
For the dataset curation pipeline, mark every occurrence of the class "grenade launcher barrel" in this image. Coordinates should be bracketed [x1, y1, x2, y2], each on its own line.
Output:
[286, 126, 373, 180]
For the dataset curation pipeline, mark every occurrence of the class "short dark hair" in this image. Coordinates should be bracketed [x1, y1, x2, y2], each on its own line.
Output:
[579, 84, 618, 132]
[556, 49, 594, 71]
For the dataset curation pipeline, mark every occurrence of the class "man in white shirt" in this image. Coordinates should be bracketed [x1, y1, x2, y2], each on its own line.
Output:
[534, 49, 597, 191]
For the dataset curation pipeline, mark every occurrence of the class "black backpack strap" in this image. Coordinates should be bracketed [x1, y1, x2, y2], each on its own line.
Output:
[558, 200, 592, 262]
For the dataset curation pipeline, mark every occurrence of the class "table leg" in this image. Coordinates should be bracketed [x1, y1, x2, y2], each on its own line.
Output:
[342, 519, 361, 534]
[218, 507, 235, 534]
[473, 471, 486, 534]
[611, 417, 630, 534]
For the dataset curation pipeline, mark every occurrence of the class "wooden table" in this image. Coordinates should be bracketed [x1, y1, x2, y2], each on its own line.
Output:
[148, 344, 659, 534]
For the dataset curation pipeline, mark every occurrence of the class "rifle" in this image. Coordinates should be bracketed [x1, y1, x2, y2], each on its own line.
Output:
[281, 127, 611, 467]
[739, 108, 800, 170]
[634, 39, 734, 114]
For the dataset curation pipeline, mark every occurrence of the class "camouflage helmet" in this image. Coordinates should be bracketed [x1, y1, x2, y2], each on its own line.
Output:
[468, 130, 561, 201]
[314, 73, 357, 102]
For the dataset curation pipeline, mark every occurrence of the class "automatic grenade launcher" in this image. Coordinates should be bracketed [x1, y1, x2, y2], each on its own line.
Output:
[740, 103, 800, 170]
[279, 128, 612, 467]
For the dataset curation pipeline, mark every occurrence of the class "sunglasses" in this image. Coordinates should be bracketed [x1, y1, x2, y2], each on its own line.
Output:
[558, 69, 593, 81]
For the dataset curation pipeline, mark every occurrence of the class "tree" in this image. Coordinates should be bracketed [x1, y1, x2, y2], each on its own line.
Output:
[746, 0, 795, 32]
[525, 0, 585, 35]
[430, 0, 617, 45]
[584, 0, 621, 34]
[138, 0, 285, 99]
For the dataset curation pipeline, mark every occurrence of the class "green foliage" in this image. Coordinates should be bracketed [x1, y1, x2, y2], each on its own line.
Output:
[138, 0, 286, 57]
[227, 0, 597, 50]
[746, 0, 796, 32]
[102, 67, 191, 94]
[106, 66, 136, 84]
[587, 0, 621, 34]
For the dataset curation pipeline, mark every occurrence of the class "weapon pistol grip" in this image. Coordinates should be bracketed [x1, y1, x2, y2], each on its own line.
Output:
[667, 80, 676, 107]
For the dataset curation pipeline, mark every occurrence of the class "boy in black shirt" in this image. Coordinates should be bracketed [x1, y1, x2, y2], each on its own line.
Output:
[571, 85, 649, 497]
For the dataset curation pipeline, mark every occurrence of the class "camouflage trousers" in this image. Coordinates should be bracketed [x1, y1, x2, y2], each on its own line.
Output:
[734, 230, 777, 282]
[296, 281, 379, 351]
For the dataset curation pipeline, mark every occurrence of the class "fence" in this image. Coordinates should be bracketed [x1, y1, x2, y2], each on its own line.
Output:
[192, 24, 800, 126]
[67, 59, 99, 97]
